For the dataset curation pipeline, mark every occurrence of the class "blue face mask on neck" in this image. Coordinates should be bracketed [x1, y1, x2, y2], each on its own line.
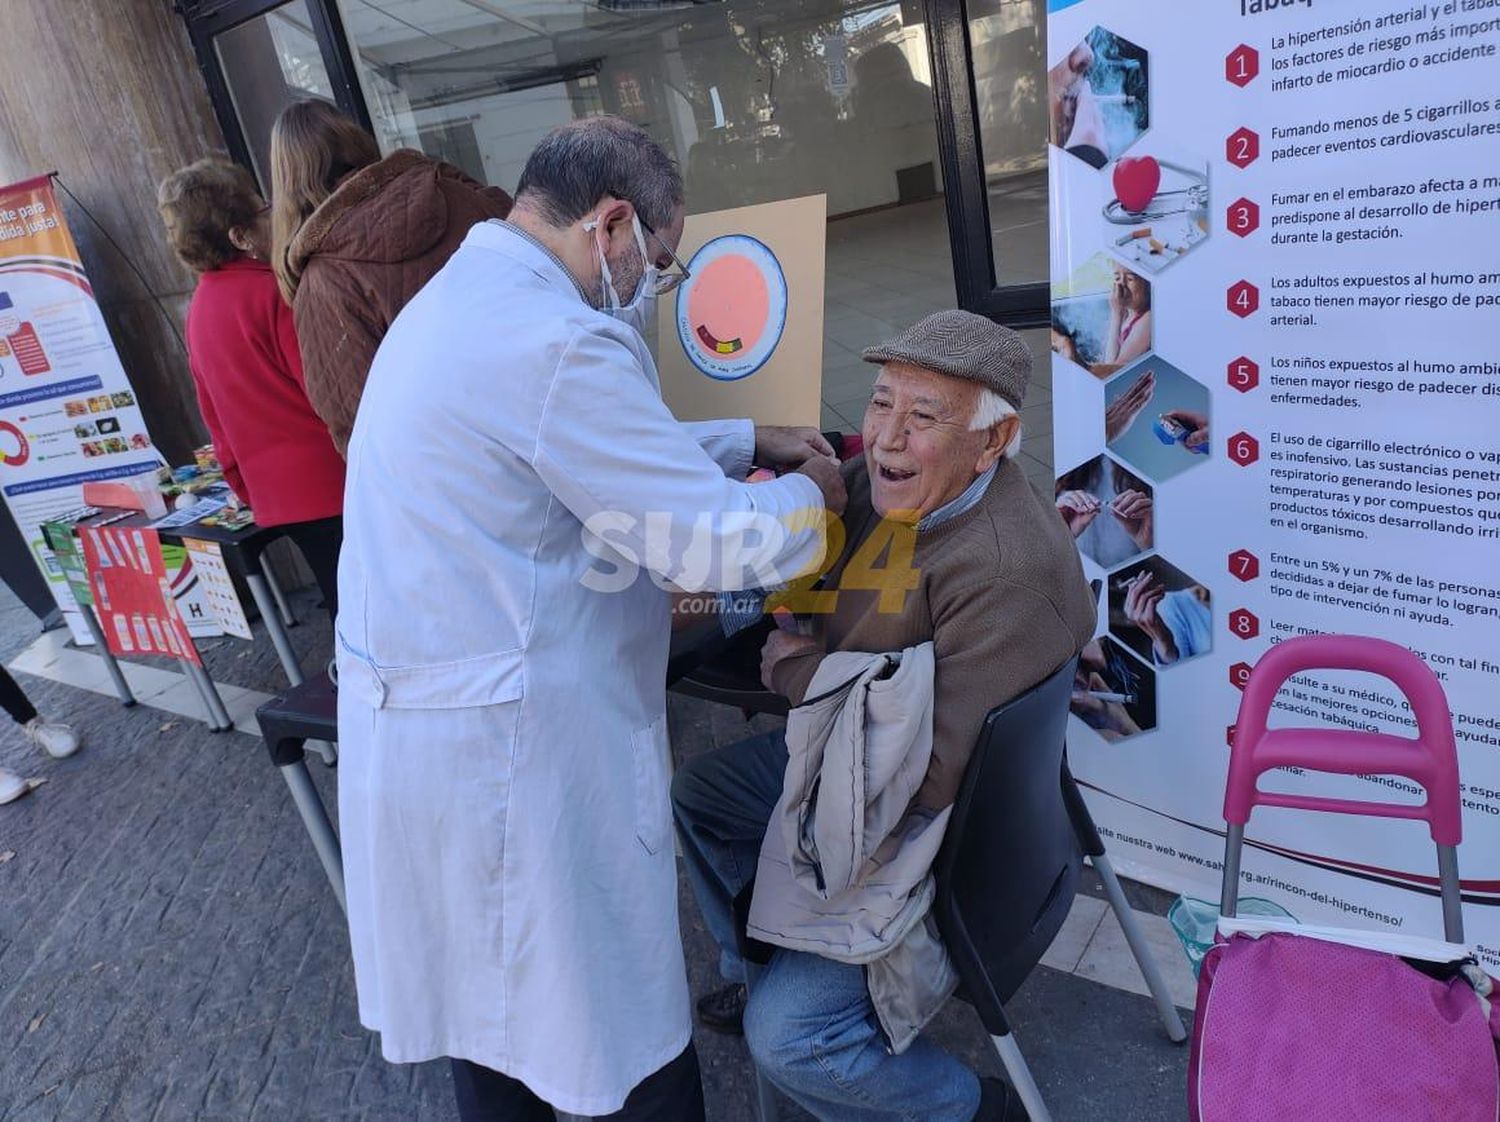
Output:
[584, 212, 659, 335]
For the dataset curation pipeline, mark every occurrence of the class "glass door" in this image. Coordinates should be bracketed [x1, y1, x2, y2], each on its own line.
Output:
[957, 0, 1052, 483]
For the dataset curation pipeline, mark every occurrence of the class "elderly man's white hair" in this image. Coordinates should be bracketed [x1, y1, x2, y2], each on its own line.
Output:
[970, 388, 1023, 458]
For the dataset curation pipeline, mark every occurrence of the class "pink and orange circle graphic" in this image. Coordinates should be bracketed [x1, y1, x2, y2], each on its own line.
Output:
[675, 235, 787, 381]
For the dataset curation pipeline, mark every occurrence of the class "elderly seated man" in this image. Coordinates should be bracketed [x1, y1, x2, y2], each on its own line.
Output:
[671, 310, 1096, 1122]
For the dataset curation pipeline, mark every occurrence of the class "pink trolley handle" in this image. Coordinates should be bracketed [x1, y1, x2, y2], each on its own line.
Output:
[1220, 634, 1465, 942]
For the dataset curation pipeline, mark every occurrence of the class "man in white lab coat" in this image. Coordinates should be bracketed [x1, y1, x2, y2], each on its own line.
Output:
[335, 116, 846, 1120]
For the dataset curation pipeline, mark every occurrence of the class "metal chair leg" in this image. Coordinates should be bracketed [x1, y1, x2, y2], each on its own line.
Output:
[1093, 854, 1188, 1043]
[279, 759, 346, 913]
[990, 1030, 1052, 1122]
[743, 962, 780, 1122]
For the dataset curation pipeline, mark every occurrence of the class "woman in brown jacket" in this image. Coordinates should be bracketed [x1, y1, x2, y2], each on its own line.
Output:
[269, 100, 513, 454]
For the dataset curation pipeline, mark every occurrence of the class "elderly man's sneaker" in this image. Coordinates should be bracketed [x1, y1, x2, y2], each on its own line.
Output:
[0, 768, 28, 805]
[977, 1076, 1029, 1121]
[24, 717, 79, 759]
[694, 983, 747, 1035]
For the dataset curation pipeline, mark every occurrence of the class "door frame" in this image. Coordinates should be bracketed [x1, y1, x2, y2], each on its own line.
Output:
[177, 0, 371, 175]
[925, 0, 1049, 328]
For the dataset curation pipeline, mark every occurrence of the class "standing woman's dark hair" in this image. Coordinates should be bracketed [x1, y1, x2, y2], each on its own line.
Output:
[269, 100, 382, 305]
[265, 100, 513, 455]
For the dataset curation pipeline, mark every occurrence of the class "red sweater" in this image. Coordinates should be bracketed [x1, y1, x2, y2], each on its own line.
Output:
[185, 259, 344, 527]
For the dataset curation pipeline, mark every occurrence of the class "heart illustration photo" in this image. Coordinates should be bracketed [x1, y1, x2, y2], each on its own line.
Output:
[1113, 156, 1161, 213]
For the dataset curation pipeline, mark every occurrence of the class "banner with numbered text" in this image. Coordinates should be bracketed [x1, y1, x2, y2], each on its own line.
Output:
[1047, 0, 1499, 964]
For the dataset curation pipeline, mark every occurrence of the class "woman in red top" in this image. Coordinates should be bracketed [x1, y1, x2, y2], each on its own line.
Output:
[157, 158, 346, 617]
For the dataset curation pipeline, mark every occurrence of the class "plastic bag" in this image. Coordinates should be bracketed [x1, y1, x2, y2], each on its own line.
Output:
[1167, 895, 1292, 977]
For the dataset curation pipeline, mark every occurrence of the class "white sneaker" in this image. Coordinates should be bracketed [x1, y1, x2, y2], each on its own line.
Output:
[0, 768, 27, 805]
[24, 717, 80, 760]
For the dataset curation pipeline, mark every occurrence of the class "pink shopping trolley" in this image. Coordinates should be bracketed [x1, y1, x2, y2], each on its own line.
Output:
[1189, 634, 1499, 1122]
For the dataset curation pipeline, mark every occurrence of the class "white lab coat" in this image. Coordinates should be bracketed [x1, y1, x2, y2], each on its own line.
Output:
[334, 220, 825, 1115]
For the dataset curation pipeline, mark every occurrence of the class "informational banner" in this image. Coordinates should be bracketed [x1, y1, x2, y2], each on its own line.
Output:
[0, 175, 164, 642]
[80, 525, 198, 665]
[657, 196, 826, 428]
[1048, 1, 1499, 965]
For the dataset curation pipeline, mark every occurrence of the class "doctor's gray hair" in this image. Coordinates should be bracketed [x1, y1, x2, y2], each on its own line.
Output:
[515, 116, 684, 231]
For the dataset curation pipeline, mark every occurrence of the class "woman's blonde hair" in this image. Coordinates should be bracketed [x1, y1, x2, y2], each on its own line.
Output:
[157, 158, 263, 274]
[269, 99, 381, 303]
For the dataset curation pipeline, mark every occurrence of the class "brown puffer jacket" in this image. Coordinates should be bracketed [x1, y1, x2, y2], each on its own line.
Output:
[287, 149, 512, 454]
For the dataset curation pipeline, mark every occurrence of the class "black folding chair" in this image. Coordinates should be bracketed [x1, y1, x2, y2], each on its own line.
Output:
[668, 617, 788, 717]
[933, 658, 1186, 1122]
[257, 673, 344, 912]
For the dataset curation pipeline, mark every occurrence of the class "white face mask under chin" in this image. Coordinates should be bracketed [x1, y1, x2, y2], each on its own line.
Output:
[584, 212, 660, 334]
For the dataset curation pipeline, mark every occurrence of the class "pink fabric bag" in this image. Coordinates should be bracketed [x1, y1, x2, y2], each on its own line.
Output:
[1189, 928, 1499, 1121]
[1193, 635, 1499, 1121]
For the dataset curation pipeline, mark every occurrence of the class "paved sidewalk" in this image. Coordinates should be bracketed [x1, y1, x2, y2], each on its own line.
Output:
[0, 585, 1191, 1121]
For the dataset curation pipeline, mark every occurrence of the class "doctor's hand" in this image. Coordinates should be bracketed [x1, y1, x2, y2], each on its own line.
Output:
[761, 629, 824, 692]
[754, 425, 836, 470]
[794, 453, 847, 516]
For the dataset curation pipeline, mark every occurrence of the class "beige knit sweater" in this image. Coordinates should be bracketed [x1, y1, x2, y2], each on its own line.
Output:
[770, 456, 1097, 811]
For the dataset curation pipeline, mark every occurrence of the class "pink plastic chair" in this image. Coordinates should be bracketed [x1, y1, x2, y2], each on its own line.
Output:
[1221, 634, 1464, 939]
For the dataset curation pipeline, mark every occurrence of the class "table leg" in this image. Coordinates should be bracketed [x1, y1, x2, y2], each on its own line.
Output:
[182, 658, 233, 731]
[80, 606, 136, 706]
[279, 759, 346, 913]
[262, 562, 298, 629]
[246, 571, 305, 686]
[181, 660, 215, 723]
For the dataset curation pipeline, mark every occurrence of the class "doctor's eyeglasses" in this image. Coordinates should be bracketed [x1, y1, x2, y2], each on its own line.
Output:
[638, 216, 690, 296]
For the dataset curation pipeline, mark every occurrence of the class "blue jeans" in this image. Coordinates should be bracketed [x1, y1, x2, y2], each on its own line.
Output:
[671, 733, 981, 1122]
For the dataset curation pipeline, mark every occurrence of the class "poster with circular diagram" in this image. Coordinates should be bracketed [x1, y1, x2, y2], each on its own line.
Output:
[656, 195, 825, 427]
[675, 234, 788, 381]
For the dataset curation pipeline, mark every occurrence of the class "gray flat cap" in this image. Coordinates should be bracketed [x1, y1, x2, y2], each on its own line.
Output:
[862, 310, 1031, 409]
